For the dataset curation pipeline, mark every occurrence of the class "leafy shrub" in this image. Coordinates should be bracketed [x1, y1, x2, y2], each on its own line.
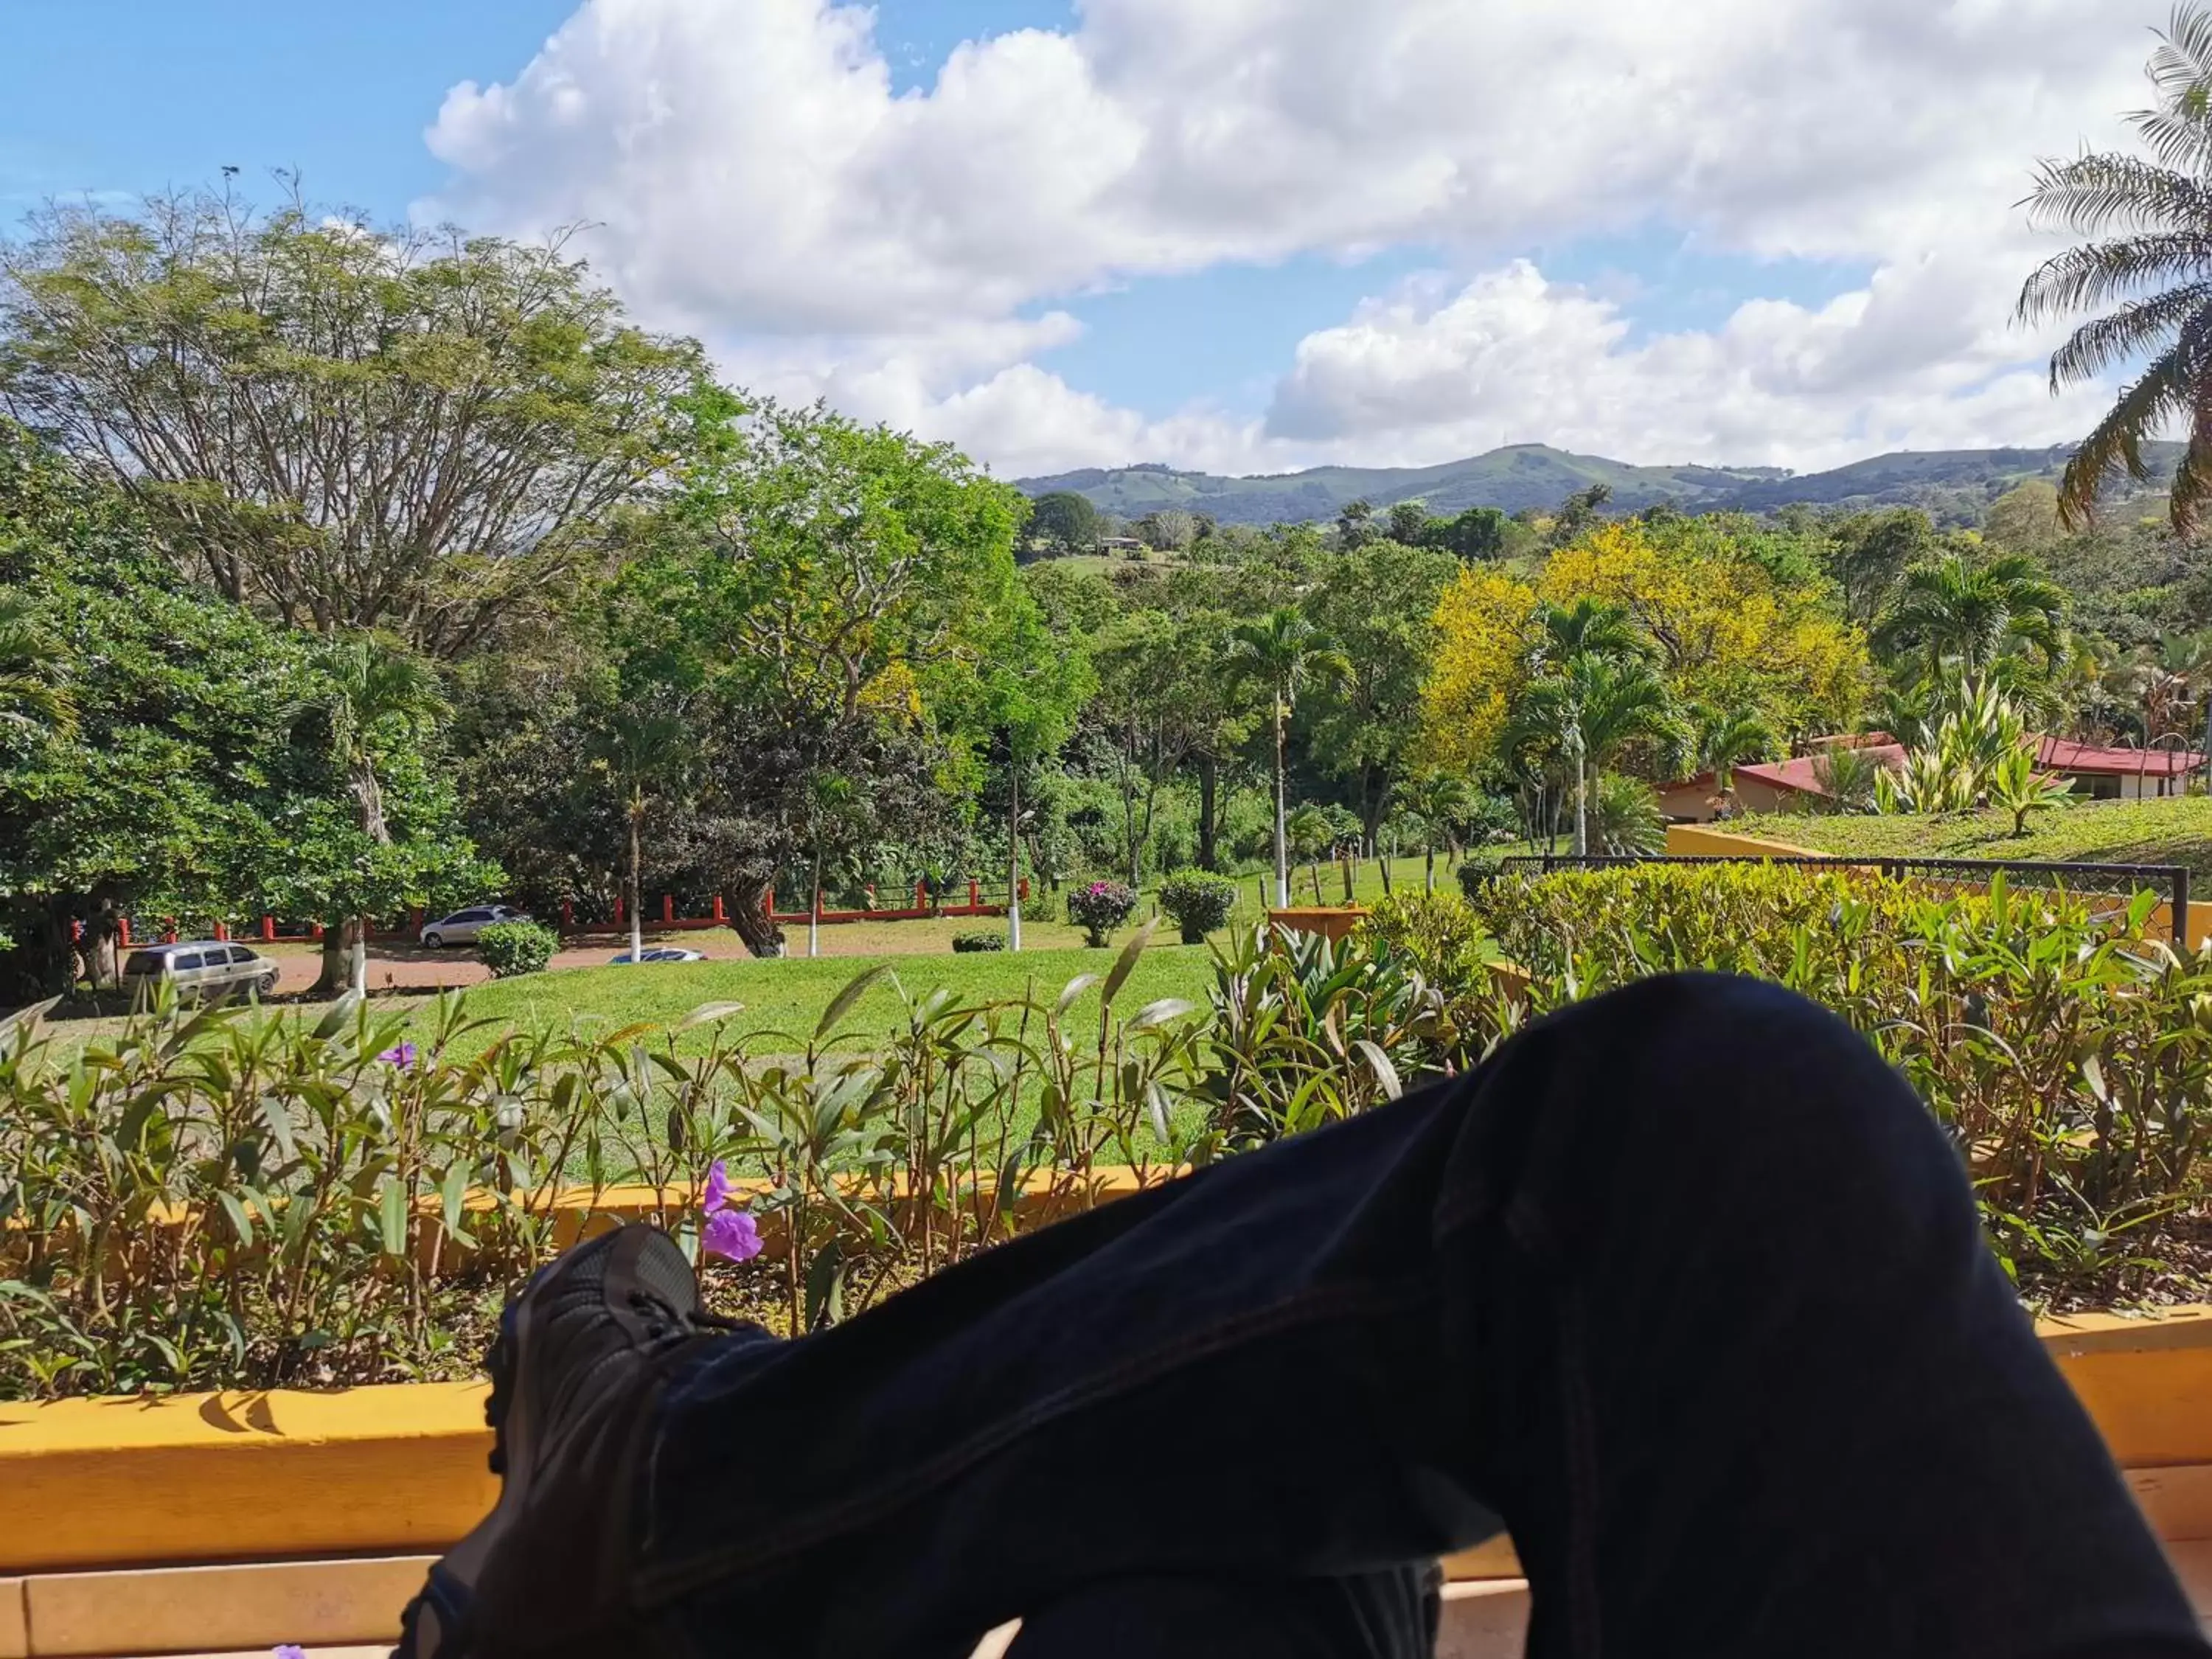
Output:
[476, 919, 558, 978]
[1455, 854, 1505, 904]
[951, 929, 1006, 953]
[1199, 925, 1445, 1148]
[1357, 891, 1500, 995]
[1158, 872, 1238, 944]
[1590, 772, 1665, 855]
[1068, 880, 1139, 947]
[1470, 862, 2211, 1295]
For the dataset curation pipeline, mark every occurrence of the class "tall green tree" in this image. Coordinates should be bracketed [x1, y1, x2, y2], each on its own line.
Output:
[587, 697, 694, 965]
[296, 633, 453, 994]
[0, 593, 72, 737]
[1873, 553, 2069, 681]
[0, 187, 703, 655]
[1508, 655, 1680, 857]
[2019, 4, 2212, 533]
[1401, 771, 1475, 892]
[1029, 490, 1100, 554]
[1302, 538, 1457, 847]
[975, 596, 1091, 950]
[1226, 608, 1349, 907]
[621, 397, 1034, 956]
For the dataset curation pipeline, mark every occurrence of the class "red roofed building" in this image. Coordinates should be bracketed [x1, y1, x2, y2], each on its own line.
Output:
[1728, 742, 1910, 815]
[2033, 737, 2206, 800]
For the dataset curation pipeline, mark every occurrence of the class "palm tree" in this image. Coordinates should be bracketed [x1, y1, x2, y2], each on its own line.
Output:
[1284, 802, 1335, 904]
[588, 703, 690, 966]
[305, 633, 448, 996]
[0, 595, 74, 736]
[1873, 554, 2068, 681]
[1686, 704, 1778, 813]
[1402, 771, 1476, 891]
[2020, 4, 2212, 533]
[1529, 596, 1643, 667]
[1226, 609, 1350, 907]
[1509, 655, 1680, 855]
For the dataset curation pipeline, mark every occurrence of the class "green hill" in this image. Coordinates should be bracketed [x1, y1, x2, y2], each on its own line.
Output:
[1015, 442, 2183, 529]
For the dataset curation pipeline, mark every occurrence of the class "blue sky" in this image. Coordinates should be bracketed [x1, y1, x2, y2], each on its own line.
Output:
[0, 1, 2149, 475]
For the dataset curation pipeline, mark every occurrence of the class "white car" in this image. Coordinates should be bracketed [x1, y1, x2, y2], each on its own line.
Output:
[609, 947, 704, 964]
[420, 905, 531, 949]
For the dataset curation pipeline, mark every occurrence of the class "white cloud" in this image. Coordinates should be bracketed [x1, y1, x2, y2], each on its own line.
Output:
[422, 0, 2163, 476]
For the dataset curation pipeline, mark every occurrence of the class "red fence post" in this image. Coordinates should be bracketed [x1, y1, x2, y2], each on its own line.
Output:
[410, 908, 424, 931]
[261, 916, 276, 942]
[214, 920, 229, 942]
[915, 880, 928, 908]
[767, 887, 776, 916]
[712, 894, 726, 922]
[309, 920, 324, 940]
[118, 917, 132, 948]
[969, 878, 981, 913]
[1019, 878, 1031, 901]
[561, 899, 574, 930]
[662, 893, 675, 925]
[613, 894, 625, 926]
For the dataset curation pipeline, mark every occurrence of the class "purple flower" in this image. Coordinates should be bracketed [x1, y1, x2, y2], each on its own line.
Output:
[378, 1041, 417, 1069]
[274, 1646, 307, 1659]
[702, 1158, 734, 1214]
[703, 1206, 763, 1263]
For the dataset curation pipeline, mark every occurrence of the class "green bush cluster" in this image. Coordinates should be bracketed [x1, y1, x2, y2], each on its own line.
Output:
[1157, 872, 1239, 944]
[950, 930, 1006, 953]
[4, 869, 2205, 1400]
[1469, 862, 2211, 1290]
[476, 920, 559, 978]
[1067, 880, 1139, 947]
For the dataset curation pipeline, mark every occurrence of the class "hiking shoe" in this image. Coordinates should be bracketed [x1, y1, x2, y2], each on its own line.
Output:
[393, 1224, 736, 1659]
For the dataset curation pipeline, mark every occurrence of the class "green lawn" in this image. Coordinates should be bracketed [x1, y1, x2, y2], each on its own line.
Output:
[1727, 796, 2212, 879]
[428, 938, 1222, 1057]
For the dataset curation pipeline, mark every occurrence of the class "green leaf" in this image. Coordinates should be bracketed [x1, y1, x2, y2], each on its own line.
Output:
[1354, 1040, 1404, 1101]
[680, 1002, 748, 1031]
[215, 1190, 254, 1248]
[1053, 974, 1100, 1018]
[804, 1237, 846, 1331]
[1102, 917, 1158, 1009]
[815, 965, 891, 1042]
[378, 1178, 407, 1259]
[1126, 997, 1195, 1032]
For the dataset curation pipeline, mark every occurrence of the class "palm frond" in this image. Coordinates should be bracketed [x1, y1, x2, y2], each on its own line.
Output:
[2042, 280, 2212, 384]
[2018, 231, 2212, 329]
[2022, 153, 2212, 238]
[2057, 341, 2199, 528]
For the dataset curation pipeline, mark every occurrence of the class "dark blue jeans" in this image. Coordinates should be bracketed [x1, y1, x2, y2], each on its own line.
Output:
[633, 975, 2206, 1657]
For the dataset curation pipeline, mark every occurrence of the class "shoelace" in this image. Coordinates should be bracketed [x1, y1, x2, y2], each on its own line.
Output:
[627, 1289, 745, 1345]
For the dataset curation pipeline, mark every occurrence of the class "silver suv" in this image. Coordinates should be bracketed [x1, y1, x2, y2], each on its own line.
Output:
[121, 941, 280, 1004]
[419, 904, 530, 949]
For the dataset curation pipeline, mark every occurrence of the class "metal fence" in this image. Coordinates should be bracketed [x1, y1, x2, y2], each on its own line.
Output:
[1496, 852, 2194, 947]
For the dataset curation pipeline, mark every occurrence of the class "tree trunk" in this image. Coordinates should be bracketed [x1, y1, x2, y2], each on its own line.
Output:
[1006, 765, 1023, 952]
[313, 917, 364, 998]
[809, 832, 823, 959]
[728, 883, 787, 959]
[1573, 751, 1589, 858]
[1425, 841, 1437, 893]
[1197, 753, 1220, 872]
[1379, 848, 1393, 896]
[1272, 701, 1289, 909]
[629, 811, 644, 964]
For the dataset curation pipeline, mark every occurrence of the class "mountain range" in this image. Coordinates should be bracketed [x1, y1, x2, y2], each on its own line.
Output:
[1015, 442, 2184, 529]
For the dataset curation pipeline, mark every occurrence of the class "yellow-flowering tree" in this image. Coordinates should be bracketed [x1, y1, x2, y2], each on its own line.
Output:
[1419, 565, 1537, 773]
[1538, 524, 1869, 740]
[1420, 522, 1872, 778]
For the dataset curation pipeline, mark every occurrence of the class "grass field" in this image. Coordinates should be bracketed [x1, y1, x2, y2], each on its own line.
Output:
[1726, 796, 2212, 877]
[417, 938, 1222, 1057]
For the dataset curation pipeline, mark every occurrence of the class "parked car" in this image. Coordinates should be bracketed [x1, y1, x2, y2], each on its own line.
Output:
[120, 941, 279, 1004]
[419, 905, 531, 948]
[608, 947, 705, 964]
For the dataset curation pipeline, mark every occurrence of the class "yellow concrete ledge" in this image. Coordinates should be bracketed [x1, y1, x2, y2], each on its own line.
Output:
[20, 1557, 432, 1658]
[1664, 823, 1823, 858]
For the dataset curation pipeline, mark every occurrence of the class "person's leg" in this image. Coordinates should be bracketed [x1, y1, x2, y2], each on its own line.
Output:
[434, 973, 2206, 1658]
[999, 1565, 1442, 1659]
